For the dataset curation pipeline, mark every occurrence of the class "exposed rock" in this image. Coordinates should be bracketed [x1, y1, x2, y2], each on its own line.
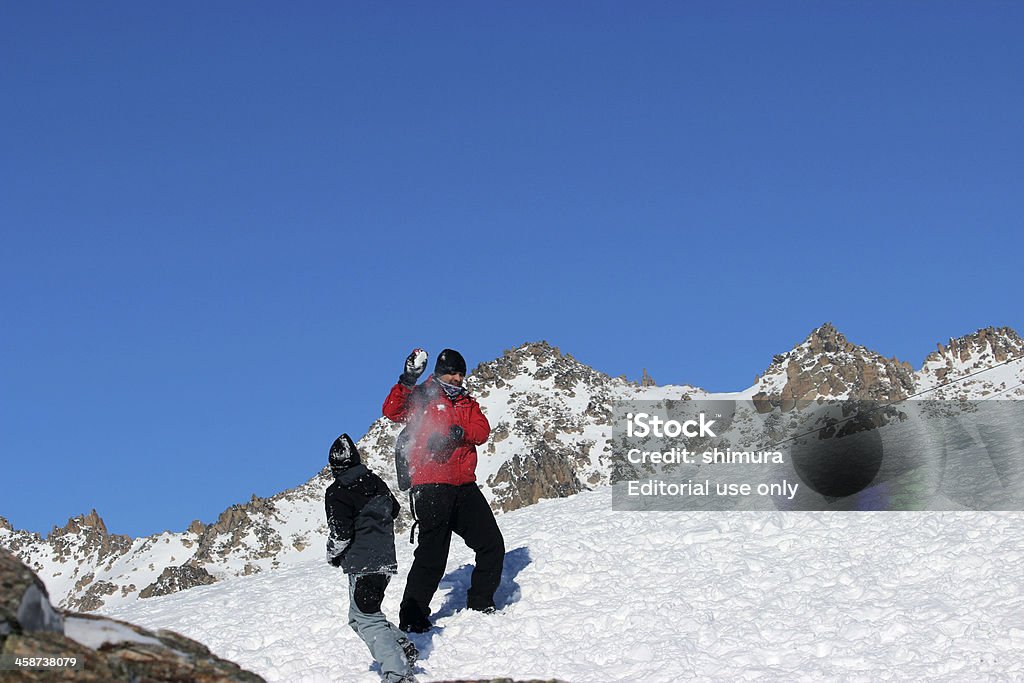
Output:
[488, 443, 585, 513]
[191, 495, 283, 566]
[1, 548, 263, 682]
[73, 573, 95, 595]
[641, 368, 656, 387]
[924, 327, 1024, 371]
[491, 423, 510, 443]
[0, 517, 11, 532]
[47, 510, 132, 568]
[140, 565, 217, 599]
[752, 323, 916, 412]
[918, 326, 1024, 399]
[66, 581, 118, 613]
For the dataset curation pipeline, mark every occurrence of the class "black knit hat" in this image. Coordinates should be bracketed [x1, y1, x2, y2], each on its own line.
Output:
[329, 433, 361, 471]
[434, 348, 467, 376]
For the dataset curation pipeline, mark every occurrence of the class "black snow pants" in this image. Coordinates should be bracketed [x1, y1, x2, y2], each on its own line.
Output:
[401, 483, 505, 620]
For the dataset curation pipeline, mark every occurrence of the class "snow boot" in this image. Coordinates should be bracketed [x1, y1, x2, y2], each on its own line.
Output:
[467, 596, 496, 613]
[397, 636, 418, 666]
[399, 602, 432, 633]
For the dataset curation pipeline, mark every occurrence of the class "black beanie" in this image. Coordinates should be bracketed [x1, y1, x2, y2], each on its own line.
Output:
[434, 348, 467, 376]
[329, 433, 361, 471]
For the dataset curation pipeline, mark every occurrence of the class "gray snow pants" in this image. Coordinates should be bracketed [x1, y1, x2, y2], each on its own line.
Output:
[347, 573, 412, 682]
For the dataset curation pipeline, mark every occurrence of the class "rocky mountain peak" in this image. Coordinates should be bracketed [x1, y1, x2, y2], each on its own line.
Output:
[50, 510, 108, 540]
[46, 510, 132, 573]
[471, 340, 563, 374]
[468, 340, 613, 395]
[0, 516, 11, 532]
[804, 322, 855, 354]
[752, 323, 916, 411]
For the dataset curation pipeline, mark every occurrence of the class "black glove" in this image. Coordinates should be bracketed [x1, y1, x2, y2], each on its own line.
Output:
[329, 554, 343, 568]
[448, 424, 464, 444]
[399, 348, 428, 387]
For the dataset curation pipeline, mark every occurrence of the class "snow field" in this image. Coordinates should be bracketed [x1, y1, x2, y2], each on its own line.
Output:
[106, 488, 1024, 682]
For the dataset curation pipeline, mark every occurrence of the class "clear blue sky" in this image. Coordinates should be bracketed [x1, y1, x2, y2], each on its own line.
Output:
[2, 2, 1021, 538]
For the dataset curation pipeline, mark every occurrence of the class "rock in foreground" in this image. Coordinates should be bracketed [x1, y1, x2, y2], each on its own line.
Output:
[0, 548, 263, 682]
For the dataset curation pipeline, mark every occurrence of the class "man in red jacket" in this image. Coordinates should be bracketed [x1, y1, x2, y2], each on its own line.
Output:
[383, 348, 505, 633]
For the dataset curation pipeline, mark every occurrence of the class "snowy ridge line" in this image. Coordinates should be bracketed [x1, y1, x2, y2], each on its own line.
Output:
[2, 325, 1023, 613]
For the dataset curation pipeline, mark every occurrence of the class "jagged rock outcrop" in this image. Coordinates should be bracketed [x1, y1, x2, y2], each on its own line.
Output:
[49, 511, 131, 565]
[191, 495, 283, 567]
[488, 443, 587, 512]
[0, 549, 263, 682]
[918, 327, 1024, 398]
[929, 326, 1024, 367]
[751, 323, 916, 412]
[140, 564, 216, 599]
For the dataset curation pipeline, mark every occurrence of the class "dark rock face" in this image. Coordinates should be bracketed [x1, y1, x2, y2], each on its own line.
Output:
[1, 549, 64, 637]
[0, 549, 264, 682]
[488, 444, 587, 513]
[140, 564, 217, 599]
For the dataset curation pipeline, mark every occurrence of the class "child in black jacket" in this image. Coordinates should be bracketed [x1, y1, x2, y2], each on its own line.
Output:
[325, 433, 417, 683]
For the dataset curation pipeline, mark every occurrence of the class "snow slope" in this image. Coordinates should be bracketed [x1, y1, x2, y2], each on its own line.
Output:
[105, 488, 1024, 682]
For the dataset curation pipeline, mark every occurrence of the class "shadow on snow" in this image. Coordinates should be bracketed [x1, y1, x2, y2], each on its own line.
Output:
[407, 545, 531, 661]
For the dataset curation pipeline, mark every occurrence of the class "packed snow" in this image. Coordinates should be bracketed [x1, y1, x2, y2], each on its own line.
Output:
[64, 615, 166, 650]
[105, 487, 1024, 682]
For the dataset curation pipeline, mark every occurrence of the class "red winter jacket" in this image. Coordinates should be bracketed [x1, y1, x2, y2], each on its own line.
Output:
[382, 376, 490, 486]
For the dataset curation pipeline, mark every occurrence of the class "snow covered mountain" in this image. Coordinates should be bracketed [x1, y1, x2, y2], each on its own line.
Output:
[3, 325, 1023, 613]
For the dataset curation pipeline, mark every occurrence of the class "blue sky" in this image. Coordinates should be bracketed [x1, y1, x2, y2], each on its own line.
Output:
[2, 2, 1022, 538]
